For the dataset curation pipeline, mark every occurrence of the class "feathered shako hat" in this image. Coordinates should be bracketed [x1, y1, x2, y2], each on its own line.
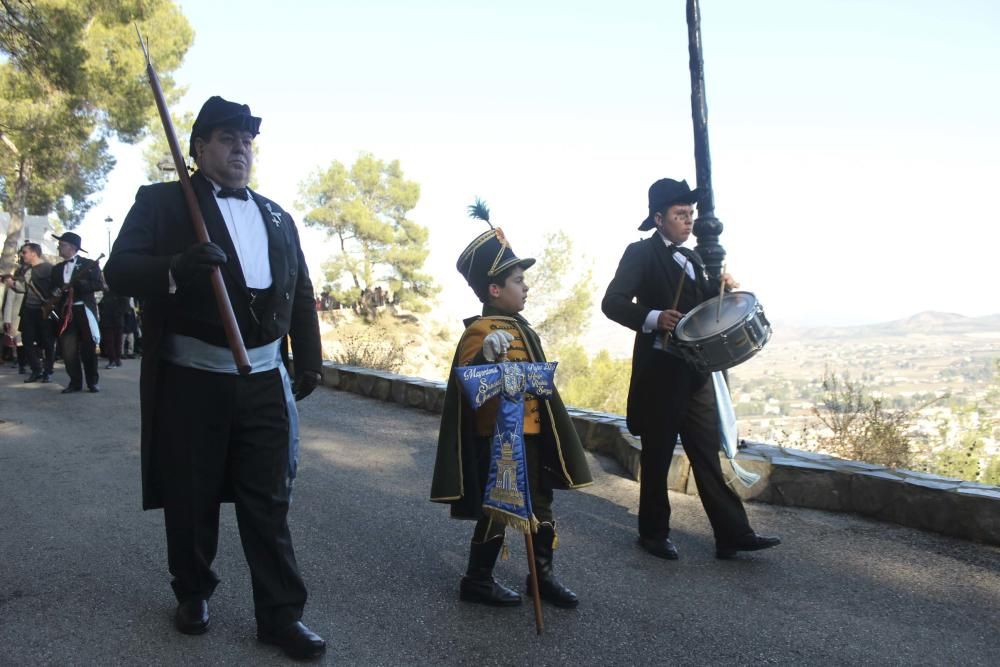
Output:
[456, 198, 535, 296]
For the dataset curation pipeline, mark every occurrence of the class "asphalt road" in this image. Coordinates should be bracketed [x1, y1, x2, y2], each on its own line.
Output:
[1, 360, 998, 666]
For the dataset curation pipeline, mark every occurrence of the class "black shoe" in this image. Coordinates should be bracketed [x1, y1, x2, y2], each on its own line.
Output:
[174, 599, 209, 635]
[716, 533, 781, 559]
[88, 385, 100, 393]
[526, 573, 579, 608]
[459, 575, 522, 606]
[40, 374, 52, 383]
[61, 386, 81, 394]
[638, 536, 679, 560]
[258, 621, 326, 660]
[23, 373, 43, 383]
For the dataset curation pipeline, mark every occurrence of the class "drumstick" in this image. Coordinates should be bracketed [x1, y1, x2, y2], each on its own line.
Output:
[663, 257, 691, 348]
[716, 262, 727, 323]
[671, 258, 690, 310]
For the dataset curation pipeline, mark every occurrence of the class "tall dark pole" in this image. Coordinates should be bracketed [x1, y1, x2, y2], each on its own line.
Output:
[686, 0, 725, 281]
[104, 216, 113, 256]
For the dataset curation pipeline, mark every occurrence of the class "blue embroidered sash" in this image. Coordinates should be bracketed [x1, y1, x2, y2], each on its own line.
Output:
[455, 360, 557, 532]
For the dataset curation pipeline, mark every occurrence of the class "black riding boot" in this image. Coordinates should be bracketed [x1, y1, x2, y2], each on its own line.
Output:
[526, 522, 579, 608]
[459, 537, 522, 606]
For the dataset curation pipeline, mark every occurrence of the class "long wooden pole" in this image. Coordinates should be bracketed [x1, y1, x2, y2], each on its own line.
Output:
[524, 532, 544, 635]
[136, 28, 251, 375]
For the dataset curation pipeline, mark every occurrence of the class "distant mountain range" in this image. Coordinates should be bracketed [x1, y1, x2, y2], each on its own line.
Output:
[778, 311, 1000, 340]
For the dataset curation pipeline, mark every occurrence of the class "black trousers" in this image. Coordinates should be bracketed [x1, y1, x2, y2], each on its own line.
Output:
[472, 434, 555, 543]
[637, 363, 751, 543]
[60, 305, 99, 389]
[102, 324, 123, 364]
[155, 362, 306, 631]
[20, 307, 55, 376]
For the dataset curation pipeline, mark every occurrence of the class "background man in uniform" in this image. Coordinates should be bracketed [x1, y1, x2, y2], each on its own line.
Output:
[3, 243, 56, 382]
[50, 232, 102, 393]
[104, 96, 325, 660]
[602, 178, 780, 560]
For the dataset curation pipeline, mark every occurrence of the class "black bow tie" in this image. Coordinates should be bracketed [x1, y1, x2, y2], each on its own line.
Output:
[217, 187, 249, 201]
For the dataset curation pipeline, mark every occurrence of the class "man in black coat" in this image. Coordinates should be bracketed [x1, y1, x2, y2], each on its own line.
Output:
[50, 232, 103, 393]
[602, 178, 779, 561]
[104, 96, 325, 660]
[3, 243, 56, 382]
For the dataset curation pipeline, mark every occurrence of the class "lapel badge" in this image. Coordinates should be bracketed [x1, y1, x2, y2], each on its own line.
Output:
[264, 202, 282, 229]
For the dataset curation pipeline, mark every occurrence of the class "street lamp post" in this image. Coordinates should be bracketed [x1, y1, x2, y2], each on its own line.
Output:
[104, 216, 113, 256]
[686, 0, 725, 281]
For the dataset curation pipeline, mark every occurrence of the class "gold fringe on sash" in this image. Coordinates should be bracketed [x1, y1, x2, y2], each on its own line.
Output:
[484, 506, 539, 535]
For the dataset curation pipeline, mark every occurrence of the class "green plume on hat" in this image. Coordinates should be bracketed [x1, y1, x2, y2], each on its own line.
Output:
[467, 198, 493, 228]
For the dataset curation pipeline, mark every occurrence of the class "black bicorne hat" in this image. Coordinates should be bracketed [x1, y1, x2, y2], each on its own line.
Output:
[51, 232, 85, 252]
[456, 199, 535, 296]
[638, 178, 699, 231]
[189, 96, 262, 158]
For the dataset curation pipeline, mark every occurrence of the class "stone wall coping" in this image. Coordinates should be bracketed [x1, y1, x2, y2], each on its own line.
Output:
[318, 362, 1000, 546]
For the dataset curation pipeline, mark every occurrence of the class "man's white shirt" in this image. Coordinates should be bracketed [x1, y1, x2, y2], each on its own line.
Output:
[168, 180, 273, 294]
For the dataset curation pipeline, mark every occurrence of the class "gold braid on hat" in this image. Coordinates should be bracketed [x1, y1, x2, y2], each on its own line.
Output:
[463, 198, 511, 279]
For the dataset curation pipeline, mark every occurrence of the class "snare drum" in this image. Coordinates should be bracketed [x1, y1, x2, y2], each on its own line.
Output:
[672, 291, 771, 372]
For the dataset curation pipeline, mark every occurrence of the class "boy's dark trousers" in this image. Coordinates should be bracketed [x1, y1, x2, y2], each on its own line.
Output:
[637, 368, 751, 543]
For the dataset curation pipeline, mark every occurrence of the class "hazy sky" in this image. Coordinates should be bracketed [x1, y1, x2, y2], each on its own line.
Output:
[76, 0, 999, 332]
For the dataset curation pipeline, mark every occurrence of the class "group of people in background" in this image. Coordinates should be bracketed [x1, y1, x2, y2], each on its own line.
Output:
[0, 233, 141, 392]
[314, 285, 396, 313]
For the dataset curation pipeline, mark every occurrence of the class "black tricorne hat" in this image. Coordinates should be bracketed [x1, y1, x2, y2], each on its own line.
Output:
[638, 178, 699, 231]
[457, 199, 535, 297]
[51, 232, 85, 253]
[189, 96, 262, 158]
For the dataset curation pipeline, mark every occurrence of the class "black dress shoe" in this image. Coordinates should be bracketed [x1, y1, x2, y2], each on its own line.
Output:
[638, 536, 679, 560]
[459, 575, 522, 606]
[174, 599, 209, 635]
[258, 621, 326, 660]
[23, 373, 43, 383]
[61, 386, 81, 394]
[88, 385, 100, 393]
[716, 533, 781, 559]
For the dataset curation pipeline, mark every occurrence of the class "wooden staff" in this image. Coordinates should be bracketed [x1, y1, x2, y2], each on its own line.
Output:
[524, 532, 544, 635]
[497, 350, 544, 634]
[135, 27, 251, 375]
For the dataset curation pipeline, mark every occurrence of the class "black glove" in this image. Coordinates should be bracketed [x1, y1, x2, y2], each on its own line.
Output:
[170, 242, 227, 285]
[293, 370, 321, 401]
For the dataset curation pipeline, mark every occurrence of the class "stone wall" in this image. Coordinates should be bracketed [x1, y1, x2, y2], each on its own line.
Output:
[319, 363, 1000, 546]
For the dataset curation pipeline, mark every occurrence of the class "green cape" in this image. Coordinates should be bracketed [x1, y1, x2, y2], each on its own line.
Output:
[430, 306, 593, 519]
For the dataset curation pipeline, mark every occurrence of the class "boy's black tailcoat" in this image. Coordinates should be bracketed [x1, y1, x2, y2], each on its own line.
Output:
[601, 233, 714, 436]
